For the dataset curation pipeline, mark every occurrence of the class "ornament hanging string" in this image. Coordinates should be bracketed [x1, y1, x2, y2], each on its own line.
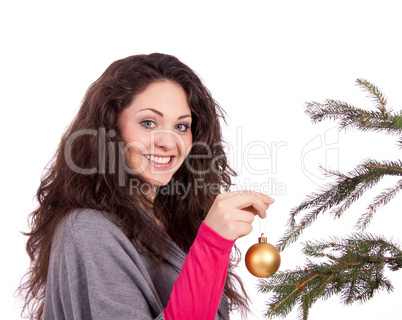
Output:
[259, 216, 267, 236]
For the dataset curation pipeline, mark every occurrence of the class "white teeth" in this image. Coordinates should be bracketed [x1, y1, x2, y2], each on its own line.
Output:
[144, 155, 171, 164]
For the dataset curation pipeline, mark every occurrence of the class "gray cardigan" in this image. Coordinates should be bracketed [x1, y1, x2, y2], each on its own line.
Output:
[43, 209, 230, 319]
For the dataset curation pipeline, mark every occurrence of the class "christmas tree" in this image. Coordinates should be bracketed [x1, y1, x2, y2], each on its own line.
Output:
[258, 79, 402, 319]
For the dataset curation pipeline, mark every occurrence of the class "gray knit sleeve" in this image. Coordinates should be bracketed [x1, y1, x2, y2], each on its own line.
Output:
[43, 209, 166, 320]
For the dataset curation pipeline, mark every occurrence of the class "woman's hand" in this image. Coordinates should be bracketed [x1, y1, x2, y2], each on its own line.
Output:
[204, 191, 274, 240]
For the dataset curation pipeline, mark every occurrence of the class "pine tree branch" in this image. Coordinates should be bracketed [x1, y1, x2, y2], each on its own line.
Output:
[329, 172, 381, 219]
[265, 79, 401, 319]
[305, 100, 399, 133]
[357, 179, 402, 230]
[364, 162, 402, 174]
[287, 181, 336, 228]
[356, 78, 388, 116]
[308, 272, 335, 301]
[261, 271, 322, 319]
[278, 200, 332, 252]
[277, 160, 402, 251]
[393, 112, 402, 131]
[330, 159, 402, 218]
[260, 234, 402, 319]
[305, 79, 402, 137]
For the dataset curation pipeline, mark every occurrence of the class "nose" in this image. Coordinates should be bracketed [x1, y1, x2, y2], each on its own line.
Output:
[153, 130, 177, 151]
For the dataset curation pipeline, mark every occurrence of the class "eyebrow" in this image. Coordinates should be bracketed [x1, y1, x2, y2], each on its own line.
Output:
[138, 108, 192, 120]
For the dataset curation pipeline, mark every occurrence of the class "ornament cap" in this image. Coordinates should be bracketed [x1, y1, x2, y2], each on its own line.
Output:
[258, 233, 268, 243]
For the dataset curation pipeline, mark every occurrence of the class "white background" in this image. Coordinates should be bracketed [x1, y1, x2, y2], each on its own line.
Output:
[1, 1, 401, 319]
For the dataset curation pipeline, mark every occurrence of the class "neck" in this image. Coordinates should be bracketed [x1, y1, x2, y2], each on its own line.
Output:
[137, 185, 165, 230]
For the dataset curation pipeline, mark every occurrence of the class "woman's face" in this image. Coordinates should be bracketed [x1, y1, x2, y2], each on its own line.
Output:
[118, 81, 193, 189]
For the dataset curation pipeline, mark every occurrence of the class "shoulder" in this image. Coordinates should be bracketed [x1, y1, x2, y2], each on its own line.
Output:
[66, 208, 118, 228]
[59, 208, 118, 234]
[53, 208, 129, 251]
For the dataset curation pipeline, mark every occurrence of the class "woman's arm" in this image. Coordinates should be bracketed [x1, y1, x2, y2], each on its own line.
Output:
[163, 222, 235, 320]
[163, 191, 274, 320]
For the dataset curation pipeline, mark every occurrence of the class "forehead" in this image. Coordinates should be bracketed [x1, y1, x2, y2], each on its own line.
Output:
[130, 81, 190, 113]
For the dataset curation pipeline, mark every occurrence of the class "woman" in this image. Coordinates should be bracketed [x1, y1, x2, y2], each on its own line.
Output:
[21, 53, 273, 319]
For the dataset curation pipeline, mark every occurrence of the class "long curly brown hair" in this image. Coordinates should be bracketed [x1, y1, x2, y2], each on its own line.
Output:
[20, 53, 249, 319]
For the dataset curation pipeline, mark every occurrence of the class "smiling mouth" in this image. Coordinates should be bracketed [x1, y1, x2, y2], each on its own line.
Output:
[144, 155, 173, 164]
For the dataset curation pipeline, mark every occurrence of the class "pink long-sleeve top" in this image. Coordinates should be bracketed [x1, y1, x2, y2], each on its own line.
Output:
[164, 222, 236, 320]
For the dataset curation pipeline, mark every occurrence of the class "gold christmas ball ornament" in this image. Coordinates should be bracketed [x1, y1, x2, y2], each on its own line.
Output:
[245, 234, 281, 278]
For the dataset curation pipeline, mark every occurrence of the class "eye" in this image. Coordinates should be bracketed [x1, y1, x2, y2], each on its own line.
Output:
[176, 123, 190, 132]
[141, 120, 156, 128]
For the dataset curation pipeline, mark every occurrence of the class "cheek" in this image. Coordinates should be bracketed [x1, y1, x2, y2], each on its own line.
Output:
[124, 139, 151, 168]
[121, 129, 139, 145]
[125, 147, 142, 169]
[121, 126, 151, 151]
[183, 135, 193, 157]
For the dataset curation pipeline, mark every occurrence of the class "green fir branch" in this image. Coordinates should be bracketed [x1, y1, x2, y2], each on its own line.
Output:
[305, 100, 400, 134]
[356, 78, 388, 116]
[261, 235, 402, 319]
[393, 111, 402, 130]
[277, 160, 402, 251]
[287, 168, 346, 225]
[263, 79, 402, 319]
[356, 179, 402, 230]
[305, 79, 402, 136]
[329, 178, 372, 219]
[363, 159, 402, 176]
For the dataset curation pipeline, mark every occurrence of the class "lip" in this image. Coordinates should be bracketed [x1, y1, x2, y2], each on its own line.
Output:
[143, 154, 176, 169]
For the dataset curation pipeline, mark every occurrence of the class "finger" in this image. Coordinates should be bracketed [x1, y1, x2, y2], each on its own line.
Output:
[242, 202, 267, 219]
[230, 201, 267, 220]
[235, 221, 254, 239]
[228, 195, 270, 218]
[222, 192, 261, 207]
[222, 191, 274, 206]
[232, 209, 256, 224]
[260, 193, 275, 205]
